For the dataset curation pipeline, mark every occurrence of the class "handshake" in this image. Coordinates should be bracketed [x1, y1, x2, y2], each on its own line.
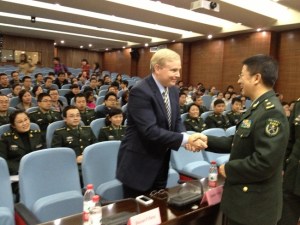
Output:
[185, 133, 208, 152]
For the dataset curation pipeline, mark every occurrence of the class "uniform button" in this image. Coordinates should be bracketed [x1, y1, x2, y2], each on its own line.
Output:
[243, 186, 248, 192]
[240, 134, 243, 137]
[79, 139, 82, 142]
[80, 146, 83, 149]
[232, 143, 234, 147]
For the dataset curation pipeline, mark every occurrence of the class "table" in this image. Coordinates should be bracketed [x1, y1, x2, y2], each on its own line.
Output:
[38, 179, 224, 225]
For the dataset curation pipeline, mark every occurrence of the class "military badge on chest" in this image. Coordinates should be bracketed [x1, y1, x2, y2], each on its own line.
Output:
[66, 136, 73, 143]
[10, 145, 18, 151]
[295, 114, 300, 125]
[265, 119, 280, 137]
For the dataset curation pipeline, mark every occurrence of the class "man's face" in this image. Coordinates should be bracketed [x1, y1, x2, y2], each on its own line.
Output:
[38, 96, 52, 112]
[105, 95, 117, 108]
[0, 75, 9, 85]
[154, 60, 181, 87]
[12, 72, 19, 81]
[72, 88, 80, 95]
[238, 65, 257, 99]
[23, 78, 32, 88]
[214, 103, 225, 115]
[90, 80, 97, 88]
[49, 90, 59, 101]
[75, 97, 87, 111]
[0, 96, 9, 112]
[65, 108, 81, 128]
[179, 94, 186, 106]
[195, 97, 203, 106]
[36, 74, 43, 82]
[232, 101, 242, 113]
[45, 79, 53, 87]
[58, 74, 65, 82]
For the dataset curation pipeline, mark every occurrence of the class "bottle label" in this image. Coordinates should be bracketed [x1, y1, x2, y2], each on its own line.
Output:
[208, 173, 218, 187]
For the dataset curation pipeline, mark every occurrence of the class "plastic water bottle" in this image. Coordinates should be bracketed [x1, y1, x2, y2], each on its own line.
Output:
[208, 161, 218, 188]
[90, 195, 102, 225]
[83, 184, 95, 223]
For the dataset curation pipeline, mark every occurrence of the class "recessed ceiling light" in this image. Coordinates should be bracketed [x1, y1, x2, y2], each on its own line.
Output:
[122, 46, 125, 49]
[105, 48, 109, 51]
[54, 42, 57, 45]
[172, 40, 175, 42]
[60, 40, 64, 44]
[80, 45, 83, 48]
[207, 34, 213, 39]
[88, 44, 92, 47]
[256, 28, 262, 32]
[145, 43, 149, 47]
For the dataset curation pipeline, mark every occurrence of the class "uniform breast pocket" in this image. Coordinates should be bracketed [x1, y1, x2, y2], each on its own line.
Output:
[235, 128, 251, 138]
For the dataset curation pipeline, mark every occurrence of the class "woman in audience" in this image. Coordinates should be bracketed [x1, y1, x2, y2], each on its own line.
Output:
[32, 85, 43, 98]
[8, 83, 22, 98]
[15, 90, 36, 111]
[184, 103, 206, 132]
[18, 53, 35, 76]
[114, 74, 122, 84]
[121, 90, 129, 107]
[92, 62, 101, 76]
[85, 91, 96, 109]
[98, 107, 126, 142]
[0, 110, 45, 175]
[81, 59, 90, 78]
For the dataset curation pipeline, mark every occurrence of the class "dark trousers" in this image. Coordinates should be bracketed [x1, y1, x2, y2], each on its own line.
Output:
[277, 192, 300, 225]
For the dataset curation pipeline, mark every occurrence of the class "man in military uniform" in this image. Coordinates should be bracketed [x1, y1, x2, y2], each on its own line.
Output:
[51, 106, 97, 164]
[202, 55, 289, 225]
[29, 93, 62, 138]
[226, 97, 243, 126]
[74, 93, 96, 125]
[0, 94, 11, 126]
[205, 99, 230, 129]
[278, 98, 300, 225]
[179, 91, 188, 114]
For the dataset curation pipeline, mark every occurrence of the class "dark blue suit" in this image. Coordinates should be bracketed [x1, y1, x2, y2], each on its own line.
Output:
[116, 75, 184, 192]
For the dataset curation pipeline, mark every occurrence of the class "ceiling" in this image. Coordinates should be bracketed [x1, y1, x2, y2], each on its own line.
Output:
[0, 0, 300, 51]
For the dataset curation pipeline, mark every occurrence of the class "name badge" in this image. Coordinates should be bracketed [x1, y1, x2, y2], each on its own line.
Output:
[127, 207, 161, 225]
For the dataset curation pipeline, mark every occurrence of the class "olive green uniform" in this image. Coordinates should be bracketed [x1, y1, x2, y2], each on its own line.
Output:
[51, 125, 97, 156]
[206, 90, 289, 225]
[205, 112, 231, 129]
[184, 114, 206, 132]
[79, 108, 96, 125]
[278, 99, 300, 225]
[98, 125, 126, 142]
[226, 111, 242, 126]
[179, 105, 188, 114]
[0, 129, 45, 175]
[29, 108, 62, 136]
[0, 112, 11, 126]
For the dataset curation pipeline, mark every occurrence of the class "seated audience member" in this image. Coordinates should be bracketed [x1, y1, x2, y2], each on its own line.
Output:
[225, 85, 235, 94]
[53, 57, 68, 75]
[7, 83, 22, 98]
[121, 90, 129, 107]
[48, 88, 66, 113]
[0, 110, 45, 175]
[34, 73, 44, 86]
[9, 71, 21, 86]
[179, 91, 188, 114]
[193, 94, 209, 114]
[22, 76, 33, 92]
[84, 91, 96, 109]
[32, 85, 44, 98]
[95, 92, 118, 118]
[51, 106, 97, 164]
[0, 73, 11, 89]
[210, 91, 224, 110]
[114, 74, 122, 84]
[282, 101, 291, 119]
[54, 71, 69, 89]
[289, 100, 296, 112]
[184, 103, 206, 132]
[65, 84, 80, 105]
[0, 94, 11, 126]
[103, 75, 111, 85]
[29, 93, 62, 138]
[74, 93, 96, 125]
[120, 80, 129, 91]
[42, 76, 54, 91]
[226, 97, 243, 126]
[98, 107, 126, 142]
[15, 90, 36, 111]
[205, 99, 230, 129]
[88, 77, 99, 95]
[223, 91, 232, 107]
[77, 73, 87, 86]
[208, 86, 217, 96]
[92, 62, 101, 76]
[240, 95, 247, 111]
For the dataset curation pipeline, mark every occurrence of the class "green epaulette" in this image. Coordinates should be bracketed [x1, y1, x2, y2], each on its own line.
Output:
[55, 127, 66, 131]
[3, 132, 12, 137]
[264, 99, 275, 110]
[29, 110, 39, 114]
[30, 129, 41, 133]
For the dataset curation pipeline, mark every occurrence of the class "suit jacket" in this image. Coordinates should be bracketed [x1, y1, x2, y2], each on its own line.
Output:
[116, 75, 185, 191]
[207, 90, 289, 225]
[283, 98, 300, 196]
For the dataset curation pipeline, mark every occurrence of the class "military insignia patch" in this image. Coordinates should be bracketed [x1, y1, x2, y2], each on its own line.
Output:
[241, 119, 251, 128]
[10, 145, 18, 151]
[265, 119, 280, 137]
[66, 136, 73, 142]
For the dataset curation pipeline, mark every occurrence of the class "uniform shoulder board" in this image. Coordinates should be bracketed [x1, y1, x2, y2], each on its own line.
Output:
[102, 126, 109, 129]
[29, 110, 38, 114]
[3, 132, 12, 137]
[30, 129, 41, 133]
[81, 126, 91, 128]
[264, 99, 275, 110]
[55, 127, 66, 131]
[208, 114, 214, 117]
[297, 98, 300, 102]
[227, 111, 233, 115]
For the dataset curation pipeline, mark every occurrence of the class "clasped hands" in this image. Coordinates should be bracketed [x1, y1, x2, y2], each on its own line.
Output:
[185, 133, 208, 152]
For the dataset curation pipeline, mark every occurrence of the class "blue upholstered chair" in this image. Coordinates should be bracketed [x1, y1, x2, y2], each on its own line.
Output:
[170, 147, 210, 179]
[90, 118, 106, 138]
[180, 112, 188, 127]
[201, 95, 213, 109]
[200, 111, 213, 121]
[9, 97, 20, 108]
[0, 157, 15, 225]
[26, 106, 39, 114]
[225, 126, 236, 136]
[18, 148, 83, 223]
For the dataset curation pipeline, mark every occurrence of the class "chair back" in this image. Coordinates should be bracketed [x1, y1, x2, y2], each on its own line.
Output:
[8, 107, 16, 113]
[180, 112, 188, 127]
[0, 157, 14, 213]
[99, 85, 109, 91]
[1, 88, 12, 95]
[96, 96, 105, 105]
[200, 111, 213, 121]
[201, 95, 213, 109]
[19, 148, 82, 222]
[94, 104, 106, 113]
[58, 89, 70, 96]
[82, 141, 121, 189]
[61, 84, 71, 89]
[26, 106, 39, 114]
[58, 96, 68, 106]
[45, 120, 65, 147]
[226, 126, 236, 136]
[90, 118, 106, 138]
[9, 97, 20, 107]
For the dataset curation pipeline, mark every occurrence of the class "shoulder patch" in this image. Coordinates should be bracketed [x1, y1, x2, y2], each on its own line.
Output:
[264, 99, 275, 110]
[29, 110, 38, 114]
[265, 119, 280, 137]
[3, 132, 12, 137]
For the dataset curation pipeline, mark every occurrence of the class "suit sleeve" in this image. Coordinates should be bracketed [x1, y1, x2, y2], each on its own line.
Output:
[225, 109, 289, 184]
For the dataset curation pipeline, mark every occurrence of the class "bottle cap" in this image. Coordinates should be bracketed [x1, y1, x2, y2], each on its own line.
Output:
[211, 161, 216, 164]
[92, 195, 100, 202]
[87, 184, 94, 190]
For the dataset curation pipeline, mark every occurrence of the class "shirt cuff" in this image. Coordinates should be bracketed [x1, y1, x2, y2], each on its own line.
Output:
[181, 132, 189, 146]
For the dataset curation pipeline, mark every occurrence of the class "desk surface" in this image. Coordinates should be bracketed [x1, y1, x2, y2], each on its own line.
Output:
[39, 179, 223, 225]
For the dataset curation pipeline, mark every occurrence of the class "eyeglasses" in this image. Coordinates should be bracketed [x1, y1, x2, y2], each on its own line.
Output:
[41, 100, 52, 103]
[150, 189, 168, 200]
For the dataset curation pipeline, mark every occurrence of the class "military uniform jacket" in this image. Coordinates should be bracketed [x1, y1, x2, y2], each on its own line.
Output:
[226, 110, 242, 126]
[207, 90, 289, 225]
[51, 125, 97, 157]
[0, 129, 45, 175]
[29, 108, 62, 133]
[179, 105, 188, 114]
[205, 112, 231, 129]
[283, 99, 300, 196]
[0, 112, 11, 126]
[98, 125, 126, 142]
[184, 114, 206, 132]
[80, 108, 96, 125]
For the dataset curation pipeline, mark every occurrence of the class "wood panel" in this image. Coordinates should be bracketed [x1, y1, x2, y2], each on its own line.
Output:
[102, 48, 131, 76]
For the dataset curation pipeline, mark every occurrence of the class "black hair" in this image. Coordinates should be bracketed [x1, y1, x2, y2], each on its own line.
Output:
[231, 97, 242, 105]
[37, 93, 51, 102]
[105, 107, 123, 126]
[62, 105, 78, 118]
[32, 85, 43, 97]
[187, 103, 200, 112]
[74, 93, 86, 102]
[9, 110, 29, 125]
[104, 92, 117, 101]
[214, 99, 225, 107]
[18, 89, 31, 102]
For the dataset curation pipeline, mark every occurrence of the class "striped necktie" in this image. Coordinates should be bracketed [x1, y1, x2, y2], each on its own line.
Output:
[163, 88, 171, 129]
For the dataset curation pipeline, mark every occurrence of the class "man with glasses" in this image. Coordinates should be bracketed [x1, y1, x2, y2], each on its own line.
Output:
[29, 93, 62, 138]
[95, 92, 118, 118]
[0, 94, 11, 126]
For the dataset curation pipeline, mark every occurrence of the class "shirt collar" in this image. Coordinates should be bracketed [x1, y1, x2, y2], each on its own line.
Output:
[152, 74, 166, 95]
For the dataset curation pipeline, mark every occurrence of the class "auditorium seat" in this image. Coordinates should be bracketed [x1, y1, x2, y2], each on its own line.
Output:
[225, 126, 236, 136]
[90, 118, 106, 138]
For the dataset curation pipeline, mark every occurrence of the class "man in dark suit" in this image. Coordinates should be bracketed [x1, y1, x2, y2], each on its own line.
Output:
[278, 98, 300, 225]
[116, 49, 207, 198]
[202, 55, 289, 225]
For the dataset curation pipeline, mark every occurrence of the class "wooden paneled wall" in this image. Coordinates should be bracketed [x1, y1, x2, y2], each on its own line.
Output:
[102, 49, 131, 75]
[3, 35, 54, 67]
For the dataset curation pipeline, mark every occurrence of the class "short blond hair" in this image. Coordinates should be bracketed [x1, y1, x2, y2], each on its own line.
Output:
[150, 49, 180, 72]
